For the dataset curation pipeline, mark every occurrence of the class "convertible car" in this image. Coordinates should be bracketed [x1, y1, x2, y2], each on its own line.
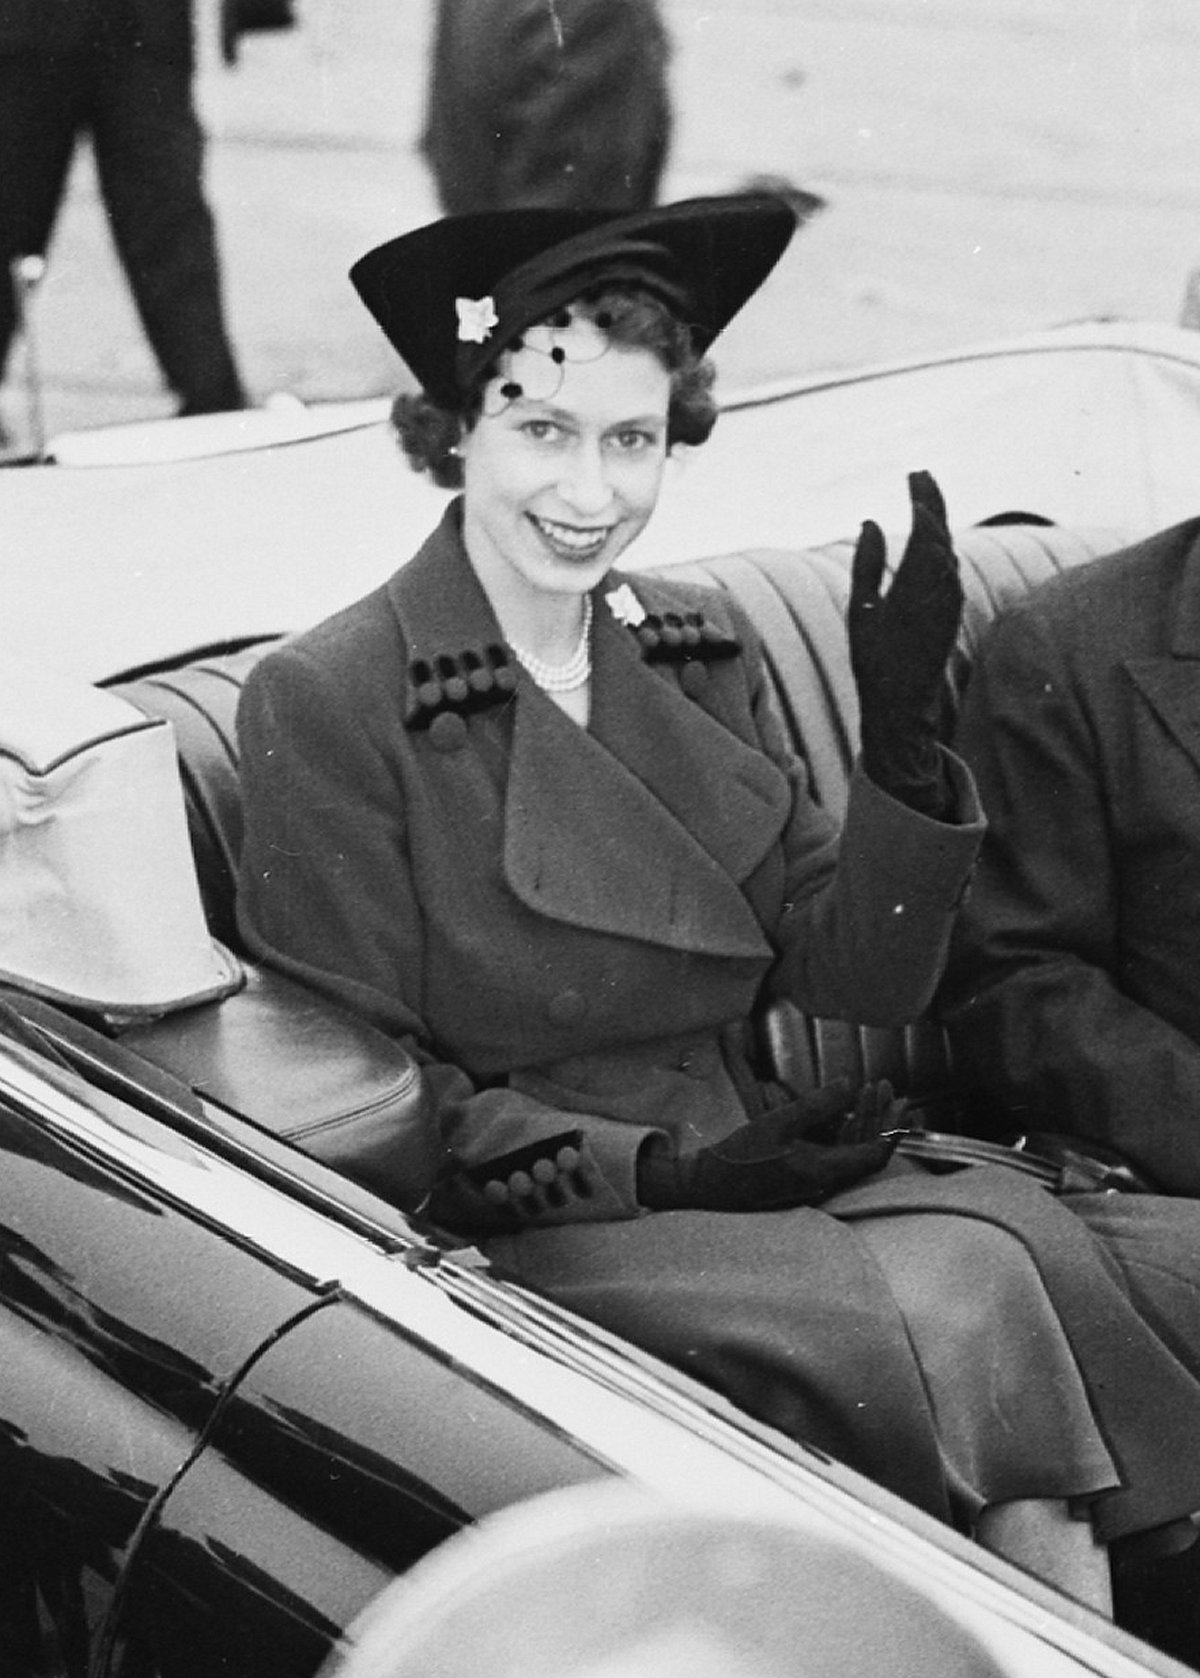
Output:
[4, 318, 1200, 1677]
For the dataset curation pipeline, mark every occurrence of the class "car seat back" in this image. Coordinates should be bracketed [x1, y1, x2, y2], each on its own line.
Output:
[668, 524, 1128, 1112]
[666, 524, 1126, 818]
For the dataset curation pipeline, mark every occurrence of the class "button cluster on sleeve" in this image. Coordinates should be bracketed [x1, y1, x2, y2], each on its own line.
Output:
[479, 1140, 596, 1221]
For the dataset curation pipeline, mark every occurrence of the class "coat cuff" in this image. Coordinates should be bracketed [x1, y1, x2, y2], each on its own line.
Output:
[845, 752, 984, 913]
[434, 1120, 657, 1232]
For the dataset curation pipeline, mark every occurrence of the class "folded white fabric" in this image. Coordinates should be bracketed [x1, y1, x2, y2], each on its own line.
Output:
[0, 664, 240, 1015]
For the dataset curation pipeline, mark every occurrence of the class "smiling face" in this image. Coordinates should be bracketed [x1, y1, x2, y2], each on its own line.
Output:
[457, 313, 672, 618]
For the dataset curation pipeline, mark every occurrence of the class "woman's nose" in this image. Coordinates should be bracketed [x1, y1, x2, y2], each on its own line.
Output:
[558, 443, 612, 513]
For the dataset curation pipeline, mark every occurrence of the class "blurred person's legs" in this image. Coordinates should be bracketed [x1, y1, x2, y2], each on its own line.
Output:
[0, 54, 86, 385]
[422, 0, 671, 212]
[89, 49, 245, 414]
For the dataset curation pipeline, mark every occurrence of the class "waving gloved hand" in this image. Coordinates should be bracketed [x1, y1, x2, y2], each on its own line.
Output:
[637, 1080, 909, 1213]
[848, 471, 963, 819]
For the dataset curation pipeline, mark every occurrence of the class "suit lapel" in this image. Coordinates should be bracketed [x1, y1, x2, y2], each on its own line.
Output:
[1125, 541, 1200, 777]
[1125, 659, 1200, 778]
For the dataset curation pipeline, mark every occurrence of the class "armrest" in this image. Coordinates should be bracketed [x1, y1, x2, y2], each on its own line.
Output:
[119, 964, 440, 1209]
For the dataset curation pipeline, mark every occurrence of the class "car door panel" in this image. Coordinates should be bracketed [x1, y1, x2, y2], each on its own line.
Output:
[0, 1098, 325, 1676]
[109, 1293, 613, 1678]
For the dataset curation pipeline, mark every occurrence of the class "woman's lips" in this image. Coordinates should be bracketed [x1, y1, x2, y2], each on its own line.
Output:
[529, 513, 615, 560]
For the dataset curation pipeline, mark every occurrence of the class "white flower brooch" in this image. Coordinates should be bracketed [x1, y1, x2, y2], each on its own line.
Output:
[605, 583, 646, 627]
[455, 295, 499, 344]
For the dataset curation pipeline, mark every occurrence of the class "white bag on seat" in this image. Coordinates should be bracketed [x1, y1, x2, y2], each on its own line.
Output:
[0, 663, 241, 1016]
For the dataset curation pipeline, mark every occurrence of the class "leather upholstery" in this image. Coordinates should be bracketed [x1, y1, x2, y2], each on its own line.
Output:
[669, 524, 1129, 1114]
[106, 522, 1129, 1176]
[669, 525, 1128, 818]
[118, 964, 436, 1205]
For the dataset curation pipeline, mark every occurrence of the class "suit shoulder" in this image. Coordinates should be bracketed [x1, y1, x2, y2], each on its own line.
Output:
[983, 518, 1200, 658]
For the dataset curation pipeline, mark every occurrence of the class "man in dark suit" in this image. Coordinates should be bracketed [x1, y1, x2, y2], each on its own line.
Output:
[0, 0, 246, 417]
[941, 518, 1200, 1197]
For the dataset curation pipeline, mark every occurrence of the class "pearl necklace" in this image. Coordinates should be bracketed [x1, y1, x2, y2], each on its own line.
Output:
[510, 595, 593, 692]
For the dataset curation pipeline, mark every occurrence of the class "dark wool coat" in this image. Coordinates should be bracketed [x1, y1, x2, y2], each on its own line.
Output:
[420, 0, 670, 213]
[236, 504, 1200, 1538]
[237, 502, 984, 1221]
[942, 518, 1200, 1197]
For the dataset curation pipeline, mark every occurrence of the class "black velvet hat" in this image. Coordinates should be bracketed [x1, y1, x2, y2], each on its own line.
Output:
[349, 194, 797, 410]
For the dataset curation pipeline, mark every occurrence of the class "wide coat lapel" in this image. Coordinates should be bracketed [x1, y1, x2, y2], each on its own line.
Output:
[505, 599, 788, 957]
[1123, 531, 1200, 777]
[390, 509, 789, 958]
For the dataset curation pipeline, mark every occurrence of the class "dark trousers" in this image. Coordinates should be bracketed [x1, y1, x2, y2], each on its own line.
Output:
[422, 0, 671, 214]
[0, 50, 245, 413]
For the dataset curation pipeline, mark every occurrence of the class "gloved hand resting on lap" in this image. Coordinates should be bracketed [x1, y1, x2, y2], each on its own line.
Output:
[637, 1080, 909, 1212]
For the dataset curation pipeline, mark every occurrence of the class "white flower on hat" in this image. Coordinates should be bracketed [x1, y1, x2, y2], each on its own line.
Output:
[455, 295, 499, 344]
[605, 583, 646, 627]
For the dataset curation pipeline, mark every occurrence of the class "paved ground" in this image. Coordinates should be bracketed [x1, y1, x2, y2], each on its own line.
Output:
[5, 0, 1200, 446]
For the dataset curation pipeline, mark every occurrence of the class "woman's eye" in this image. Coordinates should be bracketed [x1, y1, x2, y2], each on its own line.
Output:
[611, 429, 656, 453]
[522, 419, 562, 443]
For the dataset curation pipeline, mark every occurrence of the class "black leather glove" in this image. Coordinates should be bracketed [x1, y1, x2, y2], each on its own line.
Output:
[637, 1081, 908, 1213]
[848, 471, 963, 819]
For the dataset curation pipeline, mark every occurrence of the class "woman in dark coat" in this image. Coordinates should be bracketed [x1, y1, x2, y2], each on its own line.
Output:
[236, 195, 1200, 1612]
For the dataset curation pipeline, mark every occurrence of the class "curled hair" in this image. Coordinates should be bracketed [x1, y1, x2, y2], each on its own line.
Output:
[391, 286, 718, 489]
[390, 388, 477, 489]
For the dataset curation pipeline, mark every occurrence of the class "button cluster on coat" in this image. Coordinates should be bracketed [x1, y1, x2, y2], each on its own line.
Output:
[408, 643, 518, 738]
[632, 611, 741, 670]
